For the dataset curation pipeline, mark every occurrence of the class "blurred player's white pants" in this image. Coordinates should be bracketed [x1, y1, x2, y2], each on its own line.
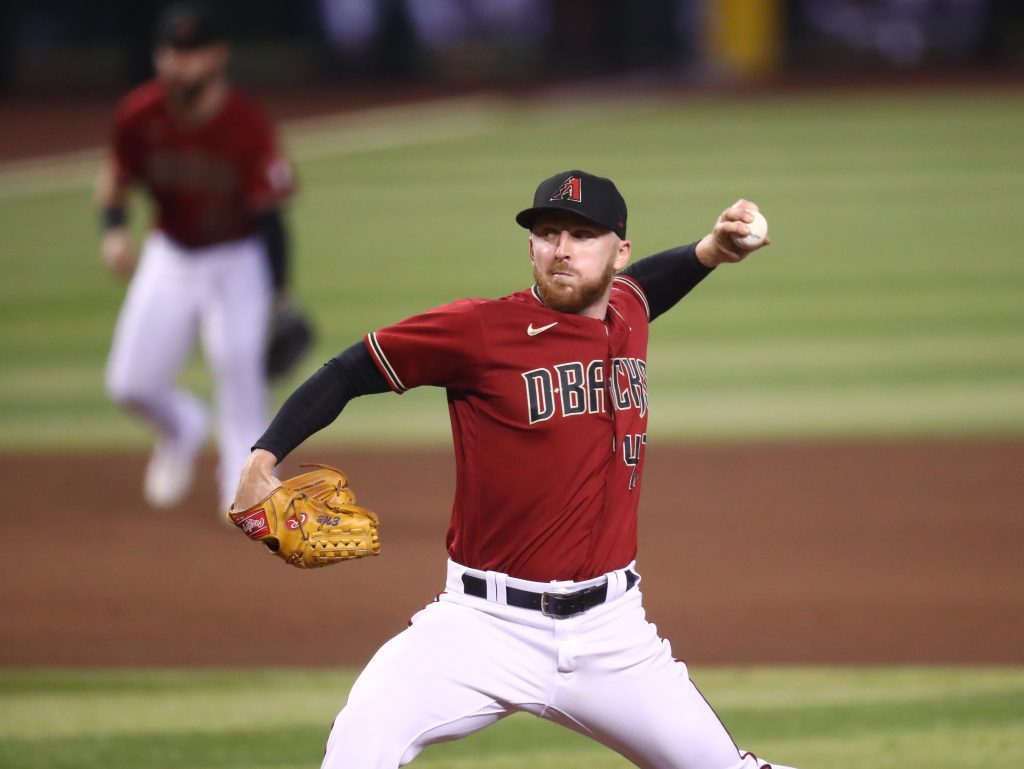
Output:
[323, 560, 797, 769]
[106, 230, 272, 506]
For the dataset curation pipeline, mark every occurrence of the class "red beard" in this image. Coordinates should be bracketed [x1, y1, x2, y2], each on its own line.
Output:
[533, 259, 617, 314]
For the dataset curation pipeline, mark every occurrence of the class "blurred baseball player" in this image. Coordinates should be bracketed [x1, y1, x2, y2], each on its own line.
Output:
[232, 171, 796, 768]
[97, 3, 295, 510]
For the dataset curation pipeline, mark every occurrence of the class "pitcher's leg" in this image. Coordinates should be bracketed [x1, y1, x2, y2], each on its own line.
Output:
[201, 240, 272, 508]
[323, 597, 549, 769]
[550, 592, 797, 769]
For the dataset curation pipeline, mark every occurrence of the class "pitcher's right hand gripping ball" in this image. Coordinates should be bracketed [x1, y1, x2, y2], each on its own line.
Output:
[227, 464, 380, 568]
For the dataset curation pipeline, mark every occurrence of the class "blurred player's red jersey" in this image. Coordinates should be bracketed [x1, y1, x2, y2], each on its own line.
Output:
[366, 275, 652, 582]
[110, 80, 292, 247]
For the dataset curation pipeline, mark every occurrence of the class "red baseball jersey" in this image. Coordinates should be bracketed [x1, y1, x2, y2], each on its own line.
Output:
[110, 80, 293, 248]
[365, 276, 653, 582]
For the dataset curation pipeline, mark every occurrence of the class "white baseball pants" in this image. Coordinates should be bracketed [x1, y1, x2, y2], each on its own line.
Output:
[105, 230, 272, 504]
[323, 560, 796, 769]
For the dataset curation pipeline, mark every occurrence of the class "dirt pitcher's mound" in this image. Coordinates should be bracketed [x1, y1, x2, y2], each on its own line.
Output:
[2, 441, 1021, 667]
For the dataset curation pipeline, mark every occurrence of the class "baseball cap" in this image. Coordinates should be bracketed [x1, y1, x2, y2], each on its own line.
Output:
[155, 3, 225, 49]
[516, 170, 627, 239]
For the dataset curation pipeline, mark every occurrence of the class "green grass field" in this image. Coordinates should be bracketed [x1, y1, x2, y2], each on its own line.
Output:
[1, 667, 1022, 769]
[1, 89, 1022, 449]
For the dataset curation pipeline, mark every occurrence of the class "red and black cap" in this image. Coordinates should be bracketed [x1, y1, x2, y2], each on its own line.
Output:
[516, 170, 627, 239]
[155, 2, 225, 49]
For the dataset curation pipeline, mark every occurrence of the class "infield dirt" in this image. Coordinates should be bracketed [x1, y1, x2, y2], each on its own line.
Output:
[2, 442, 1021, 667]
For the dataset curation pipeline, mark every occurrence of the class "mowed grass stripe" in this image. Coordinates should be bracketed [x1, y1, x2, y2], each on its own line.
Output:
[1, 667, 1022, 769]
[6, 333, 1019, 405]
[7, 384, 1020, 449]
[5, 666, 1022, 731]
[652, 333, 1024, 373]
[0, 724, 626, 769]
[0, 726, 330, 769]
[759, 726, 1024, 769]
[689, 667, 1024, 707]
[648, 382, 1024, 439]
[3, 286, 1020, 356]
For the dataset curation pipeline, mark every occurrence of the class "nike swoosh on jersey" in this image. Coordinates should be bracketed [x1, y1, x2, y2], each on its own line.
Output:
[527, 322, 558, 336]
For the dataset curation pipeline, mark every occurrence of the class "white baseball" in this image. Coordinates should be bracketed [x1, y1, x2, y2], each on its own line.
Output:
[732, 210, 768, 249]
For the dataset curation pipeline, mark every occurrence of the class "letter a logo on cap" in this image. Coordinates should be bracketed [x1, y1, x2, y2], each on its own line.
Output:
[550, 176, 582, 203]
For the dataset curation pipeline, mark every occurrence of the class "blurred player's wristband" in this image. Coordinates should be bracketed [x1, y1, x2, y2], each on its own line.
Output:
[100, 206, 128, 231]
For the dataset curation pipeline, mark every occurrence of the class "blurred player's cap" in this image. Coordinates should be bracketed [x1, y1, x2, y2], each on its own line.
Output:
[155, 2, 225, 49]
[516, 170, 627, 239]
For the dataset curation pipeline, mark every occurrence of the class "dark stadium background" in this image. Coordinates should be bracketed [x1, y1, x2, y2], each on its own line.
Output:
[1, 0, 1021, 96]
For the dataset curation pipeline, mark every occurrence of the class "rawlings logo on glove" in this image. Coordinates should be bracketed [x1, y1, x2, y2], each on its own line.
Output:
[228, 464, 380, 568]
[236, 508, 272, 538]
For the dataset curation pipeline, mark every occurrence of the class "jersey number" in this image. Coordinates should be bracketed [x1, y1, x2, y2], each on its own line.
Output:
[623, 432, 647, 490]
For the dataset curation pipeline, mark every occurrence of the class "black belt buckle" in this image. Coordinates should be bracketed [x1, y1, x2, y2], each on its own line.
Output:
[540, 588, 587, 619]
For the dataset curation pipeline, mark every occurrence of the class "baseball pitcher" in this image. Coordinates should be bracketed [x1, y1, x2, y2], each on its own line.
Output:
[230, 170, 796, 769]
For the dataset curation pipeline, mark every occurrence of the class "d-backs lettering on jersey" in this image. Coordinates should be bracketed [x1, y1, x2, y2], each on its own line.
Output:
[365, 275, 652, 582]
[110, 80, 293, 248]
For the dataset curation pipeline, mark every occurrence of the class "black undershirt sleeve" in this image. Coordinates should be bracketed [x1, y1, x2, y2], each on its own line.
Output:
[253, 342, 390, 463]
[255, 208, 288, 292]
[620, 241, 713, 322]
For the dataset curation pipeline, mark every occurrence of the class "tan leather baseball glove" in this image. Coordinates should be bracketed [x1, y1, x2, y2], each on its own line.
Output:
[227, 464, 380, 568]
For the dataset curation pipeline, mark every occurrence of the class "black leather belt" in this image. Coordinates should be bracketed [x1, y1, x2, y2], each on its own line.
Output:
[461, 569, 638, 619]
